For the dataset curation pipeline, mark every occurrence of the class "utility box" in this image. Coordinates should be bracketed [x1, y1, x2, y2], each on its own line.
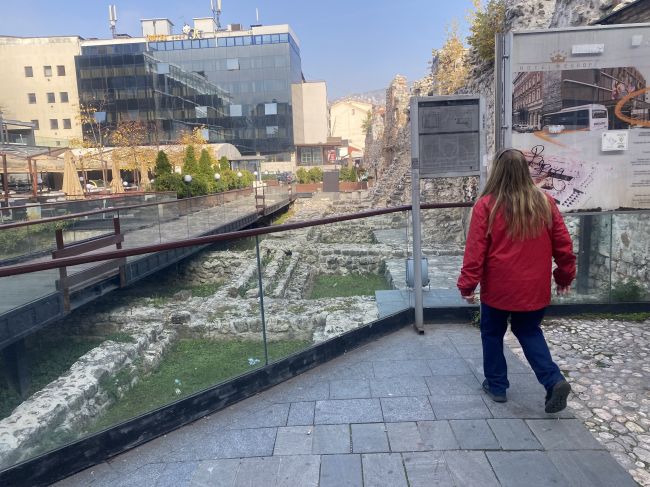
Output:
[323, 170, 340, 192]
[410, 95, 485, 179]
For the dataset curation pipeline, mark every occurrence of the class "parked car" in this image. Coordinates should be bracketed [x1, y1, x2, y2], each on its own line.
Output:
[513, 124, 535, 133]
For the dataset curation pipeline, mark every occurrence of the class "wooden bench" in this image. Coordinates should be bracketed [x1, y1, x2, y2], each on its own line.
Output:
[52, 216, 126, 311]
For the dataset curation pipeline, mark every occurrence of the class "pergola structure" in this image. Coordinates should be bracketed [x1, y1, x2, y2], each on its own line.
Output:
[0, 144, 66, 204]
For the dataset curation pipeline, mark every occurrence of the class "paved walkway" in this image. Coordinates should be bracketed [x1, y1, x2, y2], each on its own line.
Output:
[55, 324, 636, 487]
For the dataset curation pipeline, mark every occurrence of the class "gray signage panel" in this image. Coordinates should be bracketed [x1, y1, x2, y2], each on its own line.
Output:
[419, 133, 480, 175]
[418, 103, 480, 134]
[410, 95, 484, 178]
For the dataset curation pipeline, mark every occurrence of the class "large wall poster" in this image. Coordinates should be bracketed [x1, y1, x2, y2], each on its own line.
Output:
[509, 25, 650, 211]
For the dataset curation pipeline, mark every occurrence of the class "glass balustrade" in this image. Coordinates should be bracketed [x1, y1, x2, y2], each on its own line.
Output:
[2, 204, 648, 475]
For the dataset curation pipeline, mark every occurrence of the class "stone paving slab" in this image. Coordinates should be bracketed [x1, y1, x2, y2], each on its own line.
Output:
[287, 401, 315, 426]
[56, 323, 637, 487]
[351, 423, 390, 453]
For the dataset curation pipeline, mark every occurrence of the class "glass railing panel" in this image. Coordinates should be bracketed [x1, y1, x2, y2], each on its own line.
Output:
[158, 200, 185, 243]
[0, 237, 265, 471]
[115, 204, 161, 248]
[187, 196, 212, 236]
[0, 221, 54, 262]
[260, 211, 409, 363]
[553, 212, 613, 305]
[610, 211, 650, 303]
[418, 206, 472, 308]
[0, 268, 61, 317]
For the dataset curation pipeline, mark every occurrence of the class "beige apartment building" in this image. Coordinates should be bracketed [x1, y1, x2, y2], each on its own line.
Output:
[0, 36, 82, 147]
[329, 99, 372, 159]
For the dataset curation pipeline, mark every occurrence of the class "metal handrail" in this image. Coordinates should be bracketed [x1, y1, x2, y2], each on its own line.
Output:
[0, 201, 473, 277]
[0, 186, 267, 230]
[0, 192, 177, 212]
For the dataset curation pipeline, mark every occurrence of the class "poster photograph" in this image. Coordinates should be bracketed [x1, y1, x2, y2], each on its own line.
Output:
[510, 26, 650, 211]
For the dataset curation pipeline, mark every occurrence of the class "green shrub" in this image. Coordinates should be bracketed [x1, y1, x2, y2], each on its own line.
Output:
[153, 172, 185, 197]
[307, 167, 323, 183]
[296, 167, 309, 184]
[198, 148, 214, 179]
[217, 156, 230, 171]
[339, 167, 357, 182]
[182, 145, 198, 175]
[154, 150, 172, 175]
[611, 279, 645, 302]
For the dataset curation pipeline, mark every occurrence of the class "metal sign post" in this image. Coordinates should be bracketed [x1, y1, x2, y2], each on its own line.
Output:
[409, 95, 485, 332]
[410, 156, 424, 333]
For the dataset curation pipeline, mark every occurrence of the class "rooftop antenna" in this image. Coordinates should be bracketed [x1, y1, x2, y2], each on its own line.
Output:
[256, 7, 260, 24]
[211, 0, 222, 29]
[108, 4, 117, 38]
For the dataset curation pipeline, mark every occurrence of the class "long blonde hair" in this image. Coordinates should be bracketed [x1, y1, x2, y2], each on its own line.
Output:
[481, 148, 552, 240]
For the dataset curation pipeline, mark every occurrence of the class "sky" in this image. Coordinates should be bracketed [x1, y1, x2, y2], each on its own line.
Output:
[0, 0, 475, 100]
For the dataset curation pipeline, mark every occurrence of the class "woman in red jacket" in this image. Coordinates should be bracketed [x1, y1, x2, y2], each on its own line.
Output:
[457, 148, 576, 413]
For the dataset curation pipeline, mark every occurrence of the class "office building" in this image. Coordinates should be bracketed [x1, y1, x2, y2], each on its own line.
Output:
[0, 14, 329, 164]
[0, 36, 83, 147]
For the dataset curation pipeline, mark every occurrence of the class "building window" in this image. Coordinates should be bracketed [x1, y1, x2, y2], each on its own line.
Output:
[300, 149, 312, 164]
[24, 66, 33, 77]
[60, 92, 69, 103]
[226, 58, 239, 70]
[44, 65, 52, 77]
[31, 120, 39, 130]
[266, 126, 278, 137]
[63, 119, 72, 129]
[265, 103, 277, 115]
[57, 65, 66, 76]
[47, 92, 55, 103]
[299, 148, 323, 165]
[230, 104, 242, 116]
[28, 93, 36, 104]
[50, 119, 58, 130]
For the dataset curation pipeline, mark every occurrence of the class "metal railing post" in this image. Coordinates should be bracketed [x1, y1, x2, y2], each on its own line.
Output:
[255, 235, 269, 365]
[411, 166, 424, 334]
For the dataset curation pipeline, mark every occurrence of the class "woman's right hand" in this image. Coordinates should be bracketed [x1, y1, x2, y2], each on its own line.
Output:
[556, 285, 570, 296]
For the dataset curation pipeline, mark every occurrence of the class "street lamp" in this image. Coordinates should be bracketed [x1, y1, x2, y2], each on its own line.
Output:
[214, 172, 221, 193]
[93, 111, 107, 185]
[184, 174, 192, 198]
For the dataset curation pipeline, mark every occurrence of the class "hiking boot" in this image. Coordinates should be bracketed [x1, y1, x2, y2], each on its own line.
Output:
[545, 380, 571, 413]
[482, 380, 507, 403]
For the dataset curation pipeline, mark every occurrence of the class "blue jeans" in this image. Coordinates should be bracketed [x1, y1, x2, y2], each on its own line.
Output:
[480, 303, 564, 395]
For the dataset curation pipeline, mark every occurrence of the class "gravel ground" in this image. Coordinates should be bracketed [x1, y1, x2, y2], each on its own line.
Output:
[506, 317, 650, 486]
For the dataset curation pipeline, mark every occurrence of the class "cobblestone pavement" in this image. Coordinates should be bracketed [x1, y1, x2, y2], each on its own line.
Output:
[56, 323, 636, 487]
[507, 318, 650, 486]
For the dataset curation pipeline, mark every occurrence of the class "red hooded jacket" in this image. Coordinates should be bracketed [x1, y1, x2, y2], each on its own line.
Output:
[457, 194, 576, 311]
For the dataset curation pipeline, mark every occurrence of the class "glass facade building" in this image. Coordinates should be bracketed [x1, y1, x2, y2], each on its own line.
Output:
[77, 27, 303, 155]
[76, 43, 231, 144]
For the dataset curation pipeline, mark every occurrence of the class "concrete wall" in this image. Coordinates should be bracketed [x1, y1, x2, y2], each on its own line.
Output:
[291, 81, 328, 145]
[0, 36, 83, 147]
